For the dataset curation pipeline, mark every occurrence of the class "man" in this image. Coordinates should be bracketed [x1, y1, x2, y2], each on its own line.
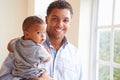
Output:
[0, 1, 82, 80]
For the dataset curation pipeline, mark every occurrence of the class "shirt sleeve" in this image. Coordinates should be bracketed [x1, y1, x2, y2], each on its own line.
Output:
[0, 52, 21, 80]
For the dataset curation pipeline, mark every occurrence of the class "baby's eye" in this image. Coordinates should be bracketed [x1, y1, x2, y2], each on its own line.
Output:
[37, 32, 41, 34]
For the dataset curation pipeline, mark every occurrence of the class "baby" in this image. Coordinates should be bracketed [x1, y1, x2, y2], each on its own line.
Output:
[8, 16, 51, 79]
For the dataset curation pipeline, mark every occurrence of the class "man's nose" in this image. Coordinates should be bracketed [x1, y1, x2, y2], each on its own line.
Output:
[57, 20, 64, 27]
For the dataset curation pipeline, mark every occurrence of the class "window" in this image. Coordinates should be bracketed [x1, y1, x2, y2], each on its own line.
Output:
[34, 0, 54, 21]
[92, 0, 120, 80]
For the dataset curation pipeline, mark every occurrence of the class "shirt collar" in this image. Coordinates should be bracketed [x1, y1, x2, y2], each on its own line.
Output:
[45, 33, 68, 48]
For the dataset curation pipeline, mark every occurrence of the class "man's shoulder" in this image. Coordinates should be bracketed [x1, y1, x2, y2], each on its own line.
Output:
[67, 42, 79, 50]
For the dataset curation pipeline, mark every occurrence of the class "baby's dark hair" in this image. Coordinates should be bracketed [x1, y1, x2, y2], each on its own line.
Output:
[22, 16, 44, 31]
[47, 0, 73, 16]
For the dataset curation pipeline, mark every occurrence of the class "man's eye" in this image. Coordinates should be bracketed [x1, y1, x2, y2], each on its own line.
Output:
[64, 19, 69, 23]
[52, 17, 58, 21]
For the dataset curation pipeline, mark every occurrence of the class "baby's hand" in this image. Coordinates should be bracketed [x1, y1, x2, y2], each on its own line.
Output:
[7, 38, 18, 52]
[7, 39, 14, 52]
[45, 47, 50, 53]
[44, 56, 51, 62]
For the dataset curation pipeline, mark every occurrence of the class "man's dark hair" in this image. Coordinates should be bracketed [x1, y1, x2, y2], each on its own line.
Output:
[22, 16, 44, 31]
[47, 0, 73, 16]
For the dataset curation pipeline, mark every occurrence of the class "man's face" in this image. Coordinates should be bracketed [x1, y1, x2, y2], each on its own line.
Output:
[46, 8, 72, 40]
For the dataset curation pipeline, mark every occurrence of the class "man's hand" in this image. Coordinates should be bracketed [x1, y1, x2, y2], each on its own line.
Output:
[22, 72, 54, 80]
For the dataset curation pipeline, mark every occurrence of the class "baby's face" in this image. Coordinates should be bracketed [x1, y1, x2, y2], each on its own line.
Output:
[27, 23, 46, 44]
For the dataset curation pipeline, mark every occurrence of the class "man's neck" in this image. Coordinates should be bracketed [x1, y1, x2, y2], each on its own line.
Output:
[49, 36, 63, 52]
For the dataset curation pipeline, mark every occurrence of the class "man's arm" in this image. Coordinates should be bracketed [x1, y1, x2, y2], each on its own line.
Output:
[0, 53, 21, 80]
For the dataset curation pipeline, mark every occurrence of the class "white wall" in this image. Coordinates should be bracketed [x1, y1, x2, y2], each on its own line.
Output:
[0, 0, 28, 67]
[28, 0, 35, 16]
[66, 0, 80, 47]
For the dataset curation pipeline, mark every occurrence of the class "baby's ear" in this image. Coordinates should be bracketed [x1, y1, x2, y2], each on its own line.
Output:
[24, 31, 29, 36]
[24, 31, 30, 39]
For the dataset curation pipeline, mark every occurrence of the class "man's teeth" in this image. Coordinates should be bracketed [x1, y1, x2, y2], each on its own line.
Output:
[56, 29, 62, 32]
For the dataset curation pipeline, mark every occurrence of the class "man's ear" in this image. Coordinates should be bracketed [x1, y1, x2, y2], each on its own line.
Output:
[45, 16, 48, 24]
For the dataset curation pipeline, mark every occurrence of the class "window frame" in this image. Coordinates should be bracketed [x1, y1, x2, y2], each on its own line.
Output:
[91, 0, 120, 80]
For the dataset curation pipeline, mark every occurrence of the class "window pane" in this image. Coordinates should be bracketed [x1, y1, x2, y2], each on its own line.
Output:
[98, 0, 113, 26]
[113, 68, 120, 80]
[98, 29, 111, 61]
[114, 29, 120, 64]
[98, 64, 110, 80]
[114, 0, 120, 24]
